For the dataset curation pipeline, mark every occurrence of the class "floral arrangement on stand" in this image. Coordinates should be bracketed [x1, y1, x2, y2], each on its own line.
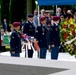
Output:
[60, 18, 76, 56]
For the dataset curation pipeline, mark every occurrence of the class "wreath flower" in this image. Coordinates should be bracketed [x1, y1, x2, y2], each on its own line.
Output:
[60, 18, 76, 57]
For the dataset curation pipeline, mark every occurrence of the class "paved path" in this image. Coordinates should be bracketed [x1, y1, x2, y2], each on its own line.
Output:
[0, 56, 76, 75]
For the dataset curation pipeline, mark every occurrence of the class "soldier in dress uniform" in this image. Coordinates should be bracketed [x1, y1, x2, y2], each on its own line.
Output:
[10, 22, 21, 57]
[35, 16, 48, 59]
[50, 16, 60, 60]
[23, 14, 35, 58]
[23, 14, 35, 36]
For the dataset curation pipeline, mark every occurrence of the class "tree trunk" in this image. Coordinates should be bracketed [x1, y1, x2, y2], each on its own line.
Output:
[27, 0, 35, 15]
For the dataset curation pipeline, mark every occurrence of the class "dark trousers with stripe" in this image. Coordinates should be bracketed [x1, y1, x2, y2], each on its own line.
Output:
[28, 49, 33, 58]
[40, 48, 47, 59]
[51, 46, 59, 60]
[11, 53, 20, 57]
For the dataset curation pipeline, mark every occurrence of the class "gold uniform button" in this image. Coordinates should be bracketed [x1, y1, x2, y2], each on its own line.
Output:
[12, 37, 14, 38]
[36, 30, 38, 33]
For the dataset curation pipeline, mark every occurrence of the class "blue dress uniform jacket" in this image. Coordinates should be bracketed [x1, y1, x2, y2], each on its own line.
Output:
[50, 23, 60, 60]
[10, 29, 21, 56]
[23, 20, 35, 36]
[35, 24, 48, 59]
[35, 25, 48, 48]
[50, 23, 60, 46]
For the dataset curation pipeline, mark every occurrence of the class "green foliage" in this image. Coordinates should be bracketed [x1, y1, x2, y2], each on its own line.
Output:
[1, 0, 10, 23]
[10, 0, 26, 23]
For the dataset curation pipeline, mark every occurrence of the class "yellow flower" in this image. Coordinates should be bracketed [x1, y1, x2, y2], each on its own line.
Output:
[69, 17, 73, 21]
[69, 18, 73, 24]
[64, 21, 68, 25]
[70, 21, 73, 24]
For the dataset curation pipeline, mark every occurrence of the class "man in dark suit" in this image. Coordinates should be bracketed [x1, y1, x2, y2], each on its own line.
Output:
[35, 16, 48, 59]
[2, 19, 10, 32]
[10, 22, 21, 57]
[50, 16, 60, 60]
[23, 14, 35, 58]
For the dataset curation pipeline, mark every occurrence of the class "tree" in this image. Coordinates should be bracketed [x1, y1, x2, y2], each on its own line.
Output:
[0, 0, 1, 24]
[1, 0, 10, 23]
[1, 0, 36, 23]
[10, 0, 26, 23]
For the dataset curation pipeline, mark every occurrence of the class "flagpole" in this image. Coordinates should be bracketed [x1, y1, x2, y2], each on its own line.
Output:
[38, 5, 40, 26]
[56, 5, 57, 15]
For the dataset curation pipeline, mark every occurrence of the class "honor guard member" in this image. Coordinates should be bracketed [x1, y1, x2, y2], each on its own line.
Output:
[10, 22, 21, 57]
[35, 16, 48, 59]
[50, 16, 60, 60]
[23, 14, 35, 58]
[23, 14, 35, 36]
